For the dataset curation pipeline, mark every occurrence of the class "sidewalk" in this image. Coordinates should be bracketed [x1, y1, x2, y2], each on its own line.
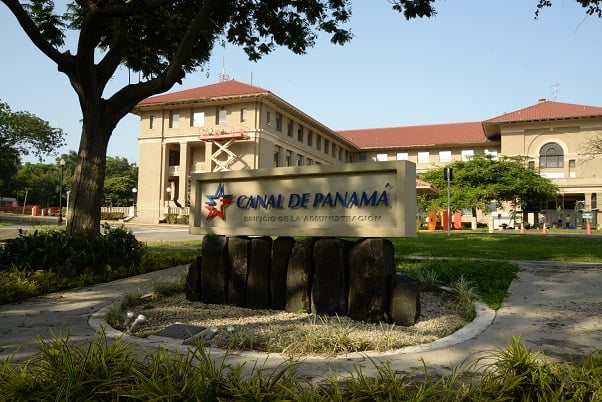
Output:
[1, 261, 601, 379]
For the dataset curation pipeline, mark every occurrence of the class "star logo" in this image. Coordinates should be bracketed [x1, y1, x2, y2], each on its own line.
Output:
[205, 182, 232, 220]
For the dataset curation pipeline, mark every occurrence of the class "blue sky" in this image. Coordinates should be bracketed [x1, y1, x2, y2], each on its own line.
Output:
[1, 1, 601, 164]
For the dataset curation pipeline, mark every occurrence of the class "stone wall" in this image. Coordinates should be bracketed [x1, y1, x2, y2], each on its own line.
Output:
[186, 235, 420, 326]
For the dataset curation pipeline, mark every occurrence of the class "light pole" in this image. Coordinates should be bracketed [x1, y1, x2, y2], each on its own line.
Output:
[58, 158, 65, 224]
[132, 187, 138, 206]
[22, 188, 32, 216]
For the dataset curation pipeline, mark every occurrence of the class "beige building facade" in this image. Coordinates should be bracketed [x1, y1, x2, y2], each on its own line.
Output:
[132, 80, 602, 228]
[132, 80, 356, 223]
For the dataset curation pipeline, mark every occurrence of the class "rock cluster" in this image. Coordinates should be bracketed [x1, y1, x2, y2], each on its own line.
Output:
[187, 235, 420, 326]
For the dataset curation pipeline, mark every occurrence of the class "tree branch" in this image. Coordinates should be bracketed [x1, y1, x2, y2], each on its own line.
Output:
[103, 0, 221, 128]
[1, 0, 73, 73]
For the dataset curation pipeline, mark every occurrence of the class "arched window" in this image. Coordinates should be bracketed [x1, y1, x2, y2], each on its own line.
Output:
[539, 143, 564, 168]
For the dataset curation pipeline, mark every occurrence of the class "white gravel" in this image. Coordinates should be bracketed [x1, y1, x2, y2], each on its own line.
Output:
[123, 290, 467, 356]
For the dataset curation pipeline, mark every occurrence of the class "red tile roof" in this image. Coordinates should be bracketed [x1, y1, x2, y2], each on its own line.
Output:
[485, 100, 602, 123]
[138, 80, 269, 105]
[336, 122, 489, 149]
[416, 178, 438, 194]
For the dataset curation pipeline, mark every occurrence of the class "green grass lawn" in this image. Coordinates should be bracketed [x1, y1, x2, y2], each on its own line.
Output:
[391, 232, 602, 262]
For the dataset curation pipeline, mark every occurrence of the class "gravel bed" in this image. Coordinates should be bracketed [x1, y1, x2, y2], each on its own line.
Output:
[124, 290, 467, 356]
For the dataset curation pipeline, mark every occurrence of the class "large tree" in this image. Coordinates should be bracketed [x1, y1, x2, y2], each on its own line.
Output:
[0, 100, 65, 193]
[418, 154, 558, 219]
[1, 0, 598, 240]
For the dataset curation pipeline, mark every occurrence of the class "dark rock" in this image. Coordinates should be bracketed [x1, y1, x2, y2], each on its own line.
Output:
[285, 238, 315, 313]
[185, 256, 202, 301]
[312, 238, 349, 316]
[347, 238, 396, 322]
[388, 273, 421, 326]
[247, 236, 272, 309]
[270, 237, 295, 310]
[200, 235, 228, 304]
[226, 236, 250, 307]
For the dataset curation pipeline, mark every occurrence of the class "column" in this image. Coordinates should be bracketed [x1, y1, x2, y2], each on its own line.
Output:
[205, 141, 214, 172]
[178, 142, 189, 208]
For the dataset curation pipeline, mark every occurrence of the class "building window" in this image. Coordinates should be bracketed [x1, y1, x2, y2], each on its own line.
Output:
[324, 139, 330, 154]
[439, 151, 452, 163]
[286, 150, 293, 166]
[266, 111, 271, 127]
[275, 112, 282, 131]
[332, 144, 336, 157]
[273, 146, 282, 167]
[539, 142, 564, 168]
[169, 111, 179, 129]
[297, 154, 303, 166]
[376, 153, 388, 162]
[316, 135, 321, 150]
[216, 108, 227, 125]
[287, 120, 293, 137]
[168, 149, 180, 166]
[528, 161, 535, 170]
[149, 115, 155, 129]
[461, 149, 474, 161]
[307, 131, 313, 146]
[240, 108, 247, 123]
[307, 158, 313, 165]
[397, 152, 408, 161]
[191, 111, 204, 127]
[297, 125, 304, 142]
[358, 152, 367, 161]
[485, 149, 498, 160]
[417, 151, 430, 163]
[569, 159, 576, 178]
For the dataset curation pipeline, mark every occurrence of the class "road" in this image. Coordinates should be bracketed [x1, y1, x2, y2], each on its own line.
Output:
[0, 214, 199, 242]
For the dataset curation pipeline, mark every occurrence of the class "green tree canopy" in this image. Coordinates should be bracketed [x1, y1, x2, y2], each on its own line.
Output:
[0, 100, 65, 192]
[418, 154, 558, 216]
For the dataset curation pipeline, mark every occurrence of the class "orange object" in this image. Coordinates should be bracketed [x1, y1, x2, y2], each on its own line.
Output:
[520, 224, 526, 234]
[542, 223, 547, 235]
[586, 222, 592, 235]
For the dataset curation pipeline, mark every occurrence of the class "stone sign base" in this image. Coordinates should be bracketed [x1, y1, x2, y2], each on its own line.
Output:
[186, 235, 420, 326]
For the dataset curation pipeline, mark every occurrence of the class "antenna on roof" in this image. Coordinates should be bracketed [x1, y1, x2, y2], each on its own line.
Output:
[550, 82, 560, 100]
[219, 56, 230, 82]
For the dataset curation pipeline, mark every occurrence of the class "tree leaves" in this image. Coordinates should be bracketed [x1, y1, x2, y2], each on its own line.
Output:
[418, 154, 558, 215]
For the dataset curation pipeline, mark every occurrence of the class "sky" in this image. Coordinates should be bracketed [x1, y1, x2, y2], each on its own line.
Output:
[1, 0, 601, 165]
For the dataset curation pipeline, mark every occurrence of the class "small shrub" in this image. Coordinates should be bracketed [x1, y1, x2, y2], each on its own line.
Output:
[0, 224, 145, 277]
[152, 276, 186, 297]
[450, 276, 478, 321]
[100, 212, 126, 220]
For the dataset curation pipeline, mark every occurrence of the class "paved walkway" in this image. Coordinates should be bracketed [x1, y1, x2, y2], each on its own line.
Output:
[1, 261, 601, 379]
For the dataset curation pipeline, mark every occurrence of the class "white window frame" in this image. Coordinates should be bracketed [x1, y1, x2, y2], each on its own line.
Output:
[461, 150, 474, 161]
[169, 111, 179, 129]
[439, 150, 452, 163]
[192, 111, 204, 127]
[417, 151, 430, 163]
[396, 152, 408, 161]
[217, 109, 227, 125]
[485, 149, 498, 160]
[376, 153, 388, 162]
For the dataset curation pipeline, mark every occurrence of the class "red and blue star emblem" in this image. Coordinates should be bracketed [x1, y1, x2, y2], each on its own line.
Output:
[205, 182, 232, 220]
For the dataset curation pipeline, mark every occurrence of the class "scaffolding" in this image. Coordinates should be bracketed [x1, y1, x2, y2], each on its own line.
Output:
[198, 127, 250, 172]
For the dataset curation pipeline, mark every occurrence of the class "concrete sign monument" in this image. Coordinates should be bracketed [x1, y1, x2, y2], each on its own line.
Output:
[190, 161, 416, 238]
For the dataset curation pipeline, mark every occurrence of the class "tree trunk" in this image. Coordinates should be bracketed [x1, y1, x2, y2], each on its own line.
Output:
[65, 116, 110, 240]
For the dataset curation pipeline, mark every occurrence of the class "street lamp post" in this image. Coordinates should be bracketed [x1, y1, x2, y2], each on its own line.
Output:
[58, 158, 65, 224]
[132, 187, 138, 206]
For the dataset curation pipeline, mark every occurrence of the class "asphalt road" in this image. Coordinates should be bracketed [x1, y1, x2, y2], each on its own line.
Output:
[0, 215, 200, 243]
